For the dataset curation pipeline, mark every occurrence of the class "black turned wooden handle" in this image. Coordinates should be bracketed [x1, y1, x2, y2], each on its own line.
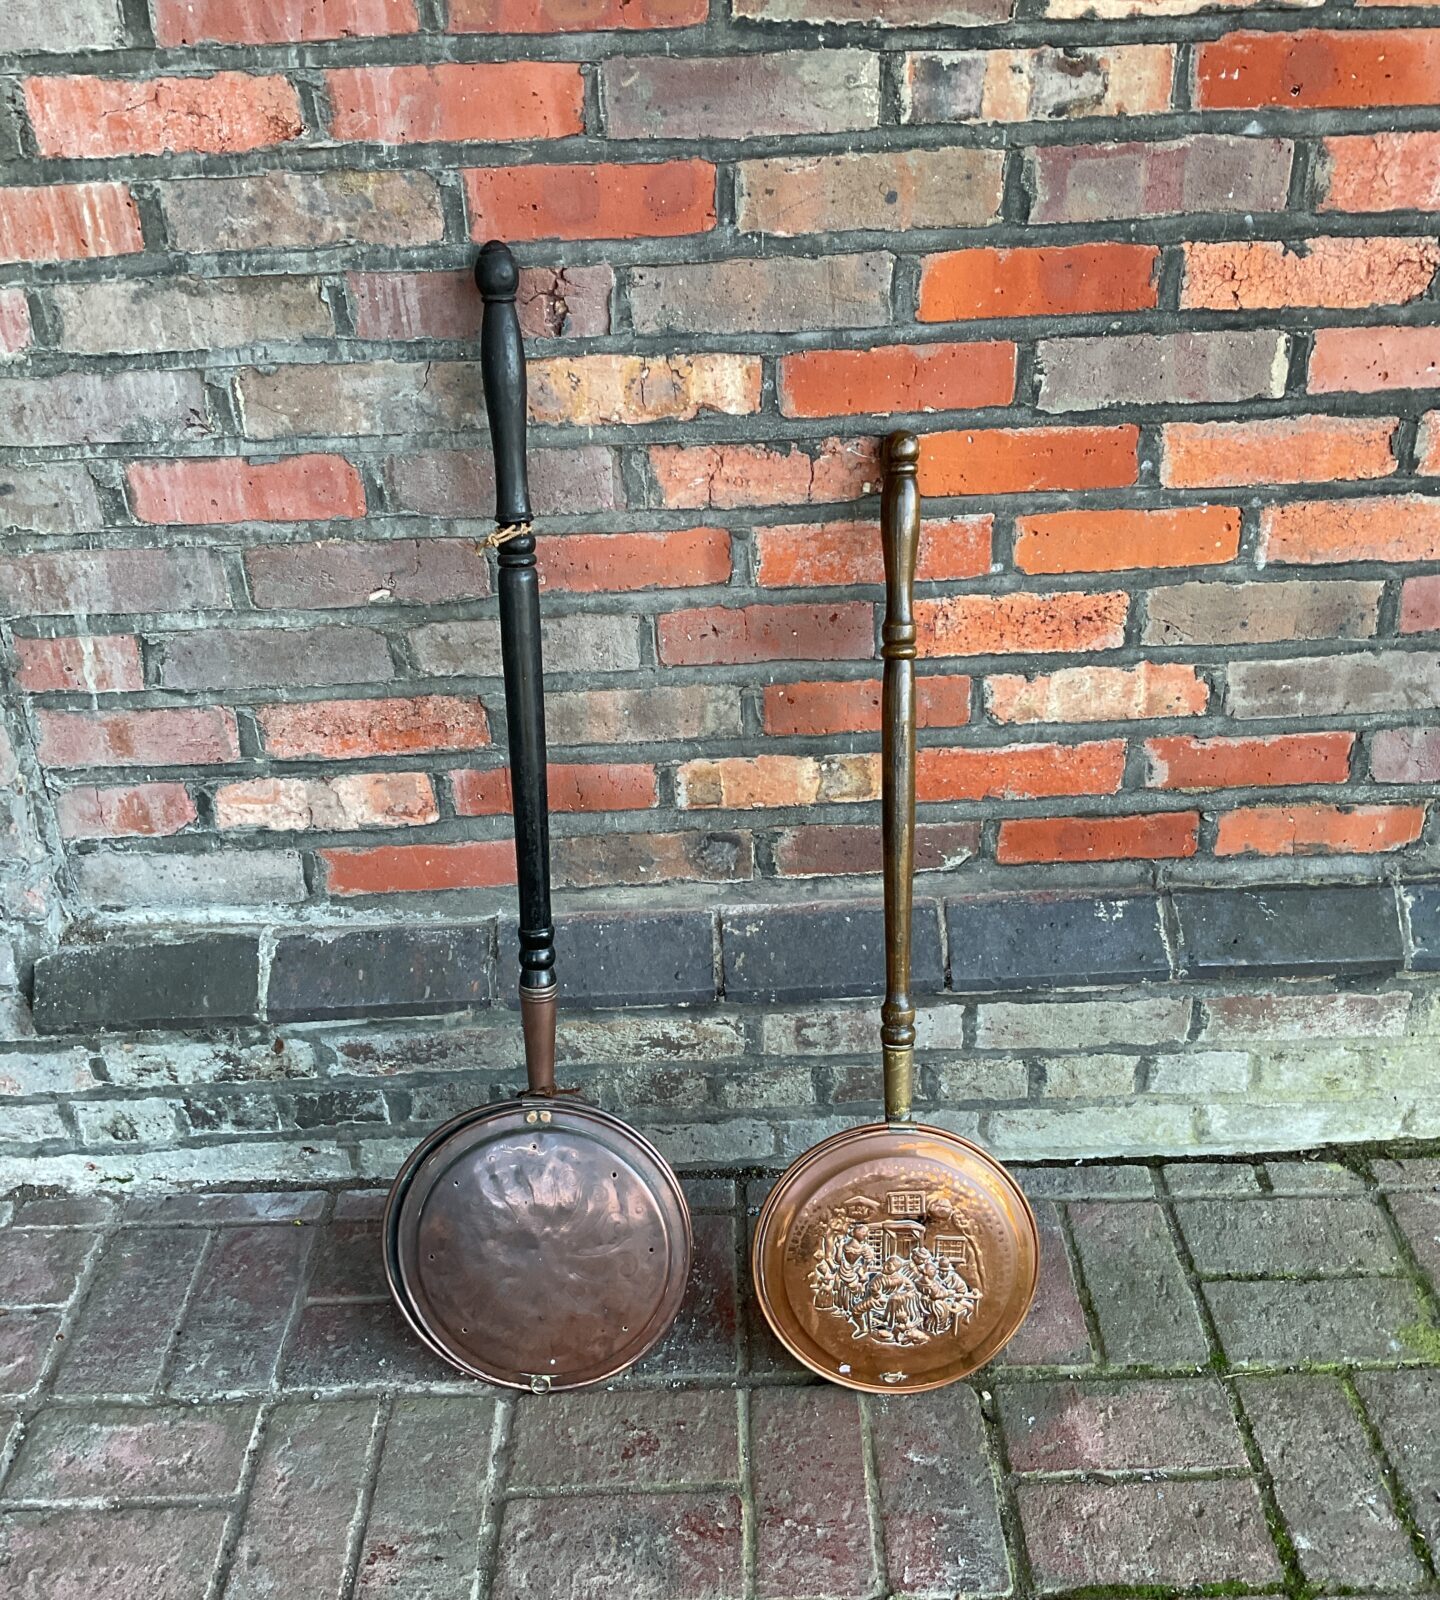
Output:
[476, 241, 556, 1094]
[880, 431, 921, 1124]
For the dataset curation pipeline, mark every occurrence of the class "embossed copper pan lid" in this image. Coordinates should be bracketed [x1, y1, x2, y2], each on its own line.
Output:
[751, 433, 1039, 1393]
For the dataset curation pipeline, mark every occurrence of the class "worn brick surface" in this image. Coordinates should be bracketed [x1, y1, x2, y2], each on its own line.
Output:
[0, 1507, 231, 1600]
[511, 1390, 738, 1488]
[1205, 1277, 1433, 1366]
[1356, 1368, 1440, 1554]
[0, 1229, 94, 1306]
[1001, 1377, 1244, 1471]
[1068, 1201, 1208, 1366]
[1177, 1196, 1400, 1277]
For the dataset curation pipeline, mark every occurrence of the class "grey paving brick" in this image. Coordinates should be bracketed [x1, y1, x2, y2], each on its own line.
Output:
[283, 1299, 453, 1389]
[1205, 1278, 1434, 1366]
[334, 1189, 389, 1222]
[1017, 1478, 1282, 1591]
[1000, 1377, 1245, 1472]
[751, 1389, 876, 1600]
[1067, 1202, 1209, 1367]
[0, 1507, 230, 1600]
[1012, 1163, 1154, 1200]
[990, 1200, 1092, 1368]
[1374, 1157, 1440, 1190]
[1163, 1161, 1262, 1196]
[52, 1228, 206, 1395]
[510, 1390, 738, 1490]
[0, 1230, 94, 1308]
[6, 1403, 256, 1500]
[306, 1220, 387, 1302]
[491, 1492, 744, 1600]
[869, 1385, 1008, 1597]
[630, 1213, 740, 1381]
[1389, 1192, 1440, 1287]
[0, 1311, 60, 1398]
[224, 1401, 377, 1600]
[1240, 1374, 1425, 1590]
[1355, 1368, 1440, 1556]
[354, 1397, 494, 1600]
[167, 1225, 314, 1396]
[1264, 1159, 1368, 1194]
[1176, 1196, 1401, 1277]
[12, 1196, 122, 1227]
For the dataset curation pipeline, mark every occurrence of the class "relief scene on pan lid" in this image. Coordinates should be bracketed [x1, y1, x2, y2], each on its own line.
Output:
[808, 1184, 985, 1349]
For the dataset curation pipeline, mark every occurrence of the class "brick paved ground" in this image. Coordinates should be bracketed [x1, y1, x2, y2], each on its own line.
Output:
[0, 1151, 1437, 1599]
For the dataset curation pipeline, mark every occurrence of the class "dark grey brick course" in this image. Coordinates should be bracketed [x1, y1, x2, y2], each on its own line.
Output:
[1175, 885, 1404, 979]
[33, 936, 262, 1033]
[948, 892, 1169, 992]
[722, 902, 943, 1004]
[268, 924, 493, 1023]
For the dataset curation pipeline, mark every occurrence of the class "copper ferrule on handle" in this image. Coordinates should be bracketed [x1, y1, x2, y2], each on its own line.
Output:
[519, 984, 557, 1096]
[880, 431, 921, 1124]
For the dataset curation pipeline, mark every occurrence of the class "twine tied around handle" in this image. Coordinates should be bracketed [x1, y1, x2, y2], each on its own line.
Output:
[479, 521, 532, 550]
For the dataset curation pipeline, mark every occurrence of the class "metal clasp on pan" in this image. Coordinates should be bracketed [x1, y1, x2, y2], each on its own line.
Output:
[526, 1374, 553, 1393]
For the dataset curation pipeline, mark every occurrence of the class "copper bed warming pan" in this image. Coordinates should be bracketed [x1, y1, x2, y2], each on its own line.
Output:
[752, 432, 1039, 1393]
[383, 242, 691, 1392]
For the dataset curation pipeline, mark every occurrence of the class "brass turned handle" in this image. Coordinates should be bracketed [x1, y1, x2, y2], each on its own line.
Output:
[879, 432, 921, 1123]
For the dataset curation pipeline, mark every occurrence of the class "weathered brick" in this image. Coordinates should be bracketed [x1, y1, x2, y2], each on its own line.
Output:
[779, 340, 1014, 418]
[1186, 235, 1439, 312]
[630, 254, 892, 335]
[0, 1228, 94, 1305]
[1000, 1378, 1244, 1471]
[920, 424, 1138, 495]
[1198, 28, 1440, 110]
[950, 893, 1168, 991]
[1372, 726, 1440, 783]
[530, 353, 760, 425]
[56, 782, 197, 840]
[216, 773, 437, 831]
[326, 62, 585, 143]
[1264, 495, 1440, 567]
[679, 752, 877, 809]
[258, 695, 489, 759]
[0, 182, 143, 263]
[1, 546, 228, 618]
[774, 819, 980, 877]
[73, 850, 306, 911]
[1018, 1480, 1280, 1591]
[0, 289, 32, 358]
[1175, 884, 1403, 976]
[8, 0, 127, 50]
[246, 536, 488, 609]
[978, 995, 1189, 1051]
[1401, 575, 1440, 633]
[37, 707, 240, 769]
[764, 675, 972, 734]
[549, 685, 740, 744]
[658, 601, 874, 665]
[918, 591, 1128, 657]
[32, 934, 260, 1032]
[539, 528, 730, 594]
[1355, 1369, 1440, 1556]
[1321, 131, 1440, 213]
[1030, 136, 1292, 223]
[413, 614, 640, 676]
[999, 811, 1200, 865]
[1144, 578, 1382, 645]
[55, 276, 331, 357]
[159, 169, 443, 251]
[603, 51, 879, 139]
[1422, 411, 1440, 474]
[1179, 1195, 1395, 1278]
[1039, 330, 1286, 411]
[650, 437, 876, 508]
[990, 1200, 1092, 1366]
[1201, 991, 1410, 1042]
[511, 1390, 737, 1488]
[1227, 650, 1440, 718]
[350, 264, 609, 340]
[1163, 414, 1398, 487]
[157, 624, 391, 691]
[268, 924, 488, 1021]
[1217, 802, 1425, 857]
[737, 147, 1004, 235]
[1068, 1201, 1208, 1365]
[736, 0, 1009, 17]
[238, 360, 478, 440]
[0, 463, 104, 535]
[498, 910, 716, 1007]
[155, 0, 419, 44]
[920, 242, 1158, 323]
[1311, 325, 1440, 394]
[0, 369, 208, 447]
[555, 817, 744, 887]
[455, 0, 707, 27]
[724, 903, 942, 1003]
[987, 661, 1207, 723]
[1206, 1277, 1430, 1365]
[14, 635, 143, 694]
[905, 44, 1173, 123]
[26, 72, 304, 158]
[391, 443, 619, 517]
[319, 839, 503, 896]
[1017, 503, 1240, 573]
[465, 160, 715, 241]
[0, 1508, 229, 1600]
[1146, 730, 1352, 790]
[8, 1403, 255, 1497]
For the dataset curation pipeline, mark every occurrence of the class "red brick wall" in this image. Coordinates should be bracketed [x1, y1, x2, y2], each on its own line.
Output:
[1, 3, 1438, 932]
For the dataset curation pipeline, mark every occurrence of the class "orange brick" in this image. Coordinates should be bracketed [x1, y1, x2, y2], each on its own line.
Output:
[0, 183, 143, 264]
[1015, 505, 1241, 574]
[651, 437, 878, 509]
[1309, 326, 1440, 394]
[452, 763, 656, 814]
[128, 455, 365, 525]
[918, 591, 1128, 658]
[55, 782, 197, 840]
[465, 161, 714, 242]
[37, 708, 239, 769]
[452, 0, 706, 28]
[919, 427, 1139, 497]
[1260, 495, 1440, 565]
[677, 753, 879, 809]
[326, 62, 584, 144]
[763, 676, 972, 736]
[1321, 132, 1440, 213]
[777, 341, 1015, 418]
[919, 244, 1160, 322]
[26, 73, 303, 158]
[1216, 803, 1425, 857]
[1182, 236, 1440, 311]
[528, 353, 760, 426]
[658, 602, 875, 666]
[917, 740, 1125, 802]
[1145, 732, 1353, 790]
[1196, 30, 1440, 110]
[258, 696, 489, 759]
[755, 516, 991, 587]
[1162, 416, 1398, 489]
[997, 811, 1199, 864]
[324, 840, 515, 895]
[1421, 413, 1440, 476]
[14, 636, 143, 695]
[986, 662, 1208, 724]
[153, 0, 420, 42]
[541, 529, 730, 593]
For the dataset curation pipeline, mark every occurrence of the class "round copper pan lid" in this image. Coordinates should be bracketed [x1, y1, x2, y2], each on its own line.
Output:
[392, 1099, 691, 1390]
[752, 1122, 1038, 1394]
